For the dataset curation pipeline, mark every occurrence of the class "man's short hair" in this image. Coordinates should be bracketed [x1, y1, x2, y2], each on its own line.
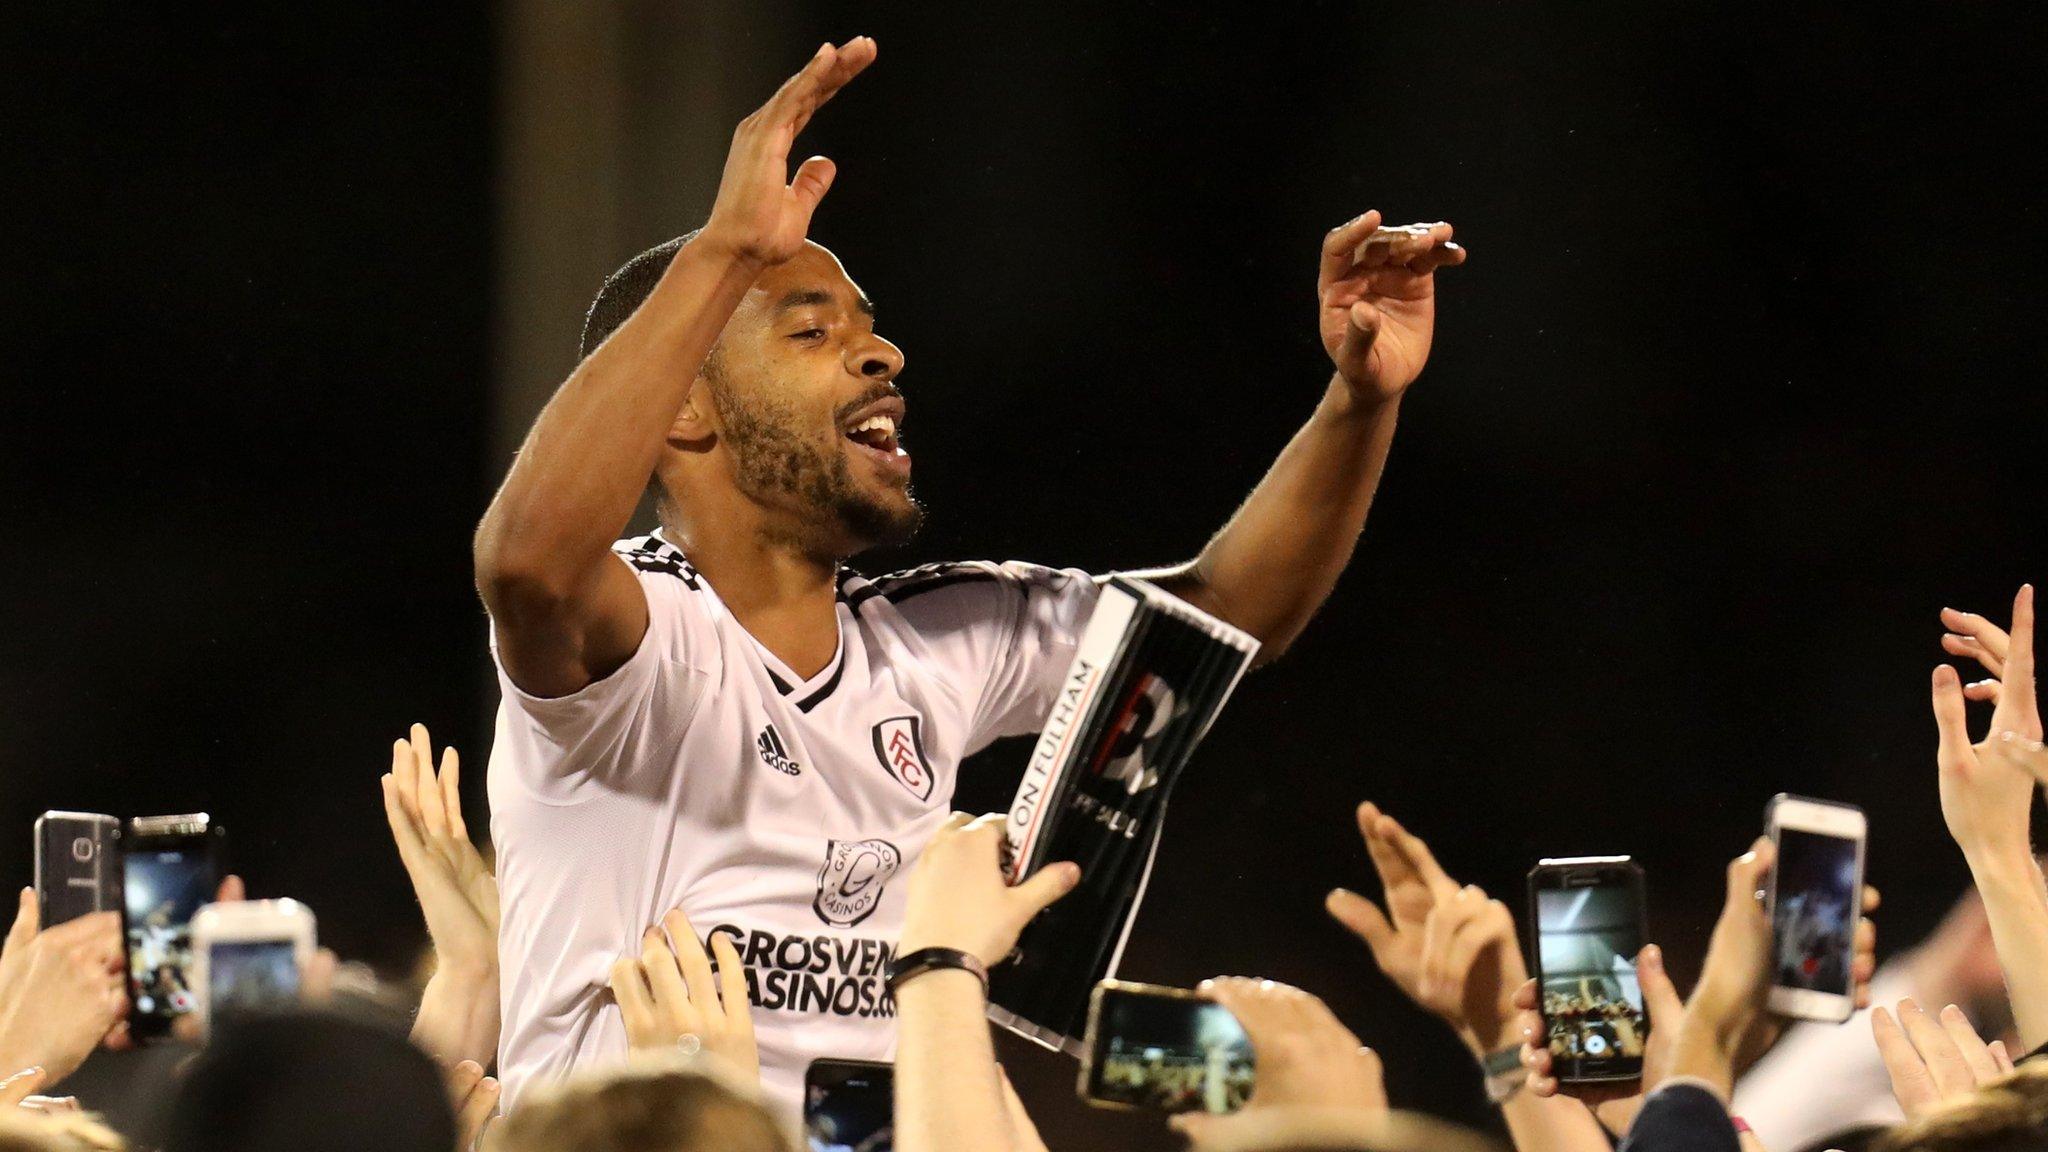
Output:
[579, 228, 705, 362]
[1878, 1061, 2048, 1152]
[493, 1058, 793, 1152]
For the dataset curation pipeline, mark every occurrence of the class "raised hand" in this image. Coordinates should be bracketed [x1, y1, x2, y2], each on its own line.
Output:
[384, 724, 498, 979]
[609, 908, 758, 1083]
[1168, 977, 1387, 1145]
[0, 901, 125, 1088]
[700, 38, 877, 268]
[1317, 211, 1466, 403]
[897, 814, 1080, 966]
[1513, 944, 1686, 1127]
[1940, 586, 2041, 740]
[1327, 803, 1523, 1057]
[384, 724, 501, 1069]
[1873, 998, 2014, 1120]
[1933, 638, 2038, 868]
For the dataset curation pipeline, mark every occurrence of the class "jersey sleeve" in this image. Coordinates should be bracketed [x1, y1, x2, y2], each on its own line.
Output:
[871, 561, 1102, 755]
[486, 537, 711, 800]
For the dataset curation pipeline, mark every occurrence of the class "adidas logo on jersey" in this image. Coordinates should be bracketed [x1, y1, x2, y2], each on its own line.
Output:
[755, 724, 802, 776]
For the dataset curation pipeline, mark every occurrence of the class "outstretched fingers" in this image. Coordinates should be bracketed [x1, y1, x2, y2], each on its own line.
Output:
[1324, 887, 1396, 957]
[1381, 813, 1459, 901]
[660, 909, 721, 1018]
[1931, 666, 1975, 767]
[1873, 1006, 1939, 1116]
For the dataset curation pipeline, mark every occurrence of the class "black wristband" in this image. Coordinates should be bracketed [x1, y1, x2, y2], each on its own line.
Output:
[886, 946, 989, 995]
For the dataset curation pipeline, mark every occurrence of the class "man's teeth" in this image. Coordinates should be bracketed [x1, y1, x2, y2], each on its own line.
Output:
[849, 415, 896, 439]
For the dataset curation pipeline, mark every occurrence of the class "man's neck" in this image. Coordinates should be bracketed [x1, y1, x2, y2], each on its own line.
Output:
[661, 511, 844, 680]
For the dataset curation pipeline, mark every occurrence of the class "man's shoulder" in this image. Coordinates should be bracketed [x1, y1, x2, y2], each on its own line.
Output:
[611, 532, 706, 590]
[839, 559, 1085, 614]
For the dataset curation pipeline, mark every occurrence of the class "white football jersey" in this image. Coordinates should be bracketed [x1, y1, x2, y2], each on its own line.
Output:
[487, 531, 1100, 1116]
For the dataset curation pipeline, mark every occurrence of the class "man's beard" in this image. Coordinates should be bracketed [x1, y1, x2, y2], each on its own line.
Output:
[714, 380, 923, 557]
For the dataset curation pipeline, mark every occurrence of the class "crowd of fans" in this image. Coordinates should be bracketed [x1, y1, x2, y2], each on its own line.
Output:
[0, 587, 2043, 1152]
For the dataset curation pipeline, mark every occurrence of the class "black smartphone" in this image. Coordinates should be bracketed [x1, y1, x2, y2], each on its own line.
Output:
[1077, 979, 1255, 1114]
[804, 1058, 893, 1152]
[1527, 856, 1649, 1083]
[123, 813, 224, 1038]
[34, 811, 123, 928]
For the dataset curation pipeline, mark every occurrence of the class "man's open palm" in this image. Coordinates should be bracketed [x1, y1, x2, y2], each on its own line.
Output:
[704, 38, 876, 266]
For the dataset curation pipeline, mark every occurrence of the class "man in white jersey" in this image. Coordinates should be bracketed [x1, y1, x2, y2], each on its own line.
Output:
[475, 37, 1466, 1112]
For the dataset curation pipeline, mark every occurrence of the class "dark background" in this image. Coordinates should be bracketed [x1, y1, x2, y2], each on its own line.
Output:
[4, 3, 2045, 1147]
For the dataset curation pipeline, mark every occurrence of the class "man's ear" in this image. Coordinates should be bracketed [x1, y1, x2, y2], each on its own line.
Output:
[666, 377, 718, 450]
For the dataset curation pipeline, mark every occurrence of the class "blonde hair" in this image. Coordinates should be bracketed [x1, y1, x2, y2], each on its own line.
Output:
[1189, 1106, 1507, 1152]
[0, 1110, 127, 1152]
[1878, 1061, 2048, 1152]
[492, 1057, 794, 1152]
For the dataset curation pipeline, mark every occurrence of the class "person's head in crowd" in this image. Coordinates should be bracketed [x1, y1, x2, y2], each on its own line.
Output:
[158, 1010, 454, 1152]
[1180, 1107, 1505, 1152]
[1876, 1061, 2048, 1152]
[492, 1058, 794, 1152]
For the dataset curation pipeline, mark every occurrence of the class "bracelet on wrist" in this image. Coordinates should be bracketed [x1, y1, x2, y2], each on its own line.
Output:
[1480, 1044, 1528, 1104]
[885, 947, 989, 996]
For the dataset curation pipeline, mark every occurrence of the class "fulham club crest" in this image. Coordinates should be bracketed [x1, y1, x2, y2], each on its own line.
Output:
[870, 715, 936, 802]
[813, 839, 902, 928]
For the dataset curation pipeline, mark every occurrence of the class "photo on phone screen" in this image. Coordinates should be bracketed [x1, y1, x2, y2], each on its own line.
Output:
[804, 1060, 892, 1152]
[208, 939, 302, 1019]
[1082, 984, 1254, 1114]
[1771, 827, 1860, 996]
[126, 847, 215, 1021]
[1534, 869, 1647, 1081]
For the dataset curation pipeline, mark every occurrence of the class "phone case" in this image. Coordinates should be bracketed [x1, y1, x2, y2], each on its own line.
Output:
[1525, 857, 1649, 1084]
[34, 813, 122, 928]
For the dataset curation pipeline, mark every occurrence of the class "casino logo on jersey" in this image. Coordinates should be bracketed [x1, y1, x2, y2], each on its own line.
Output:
[870, 715, 935, 802]
[814, 838, 902, 928]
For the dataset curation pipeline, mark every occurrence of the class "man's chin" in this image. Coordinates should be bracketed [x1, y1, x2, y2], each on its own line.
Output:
[840, 489, 924, 552]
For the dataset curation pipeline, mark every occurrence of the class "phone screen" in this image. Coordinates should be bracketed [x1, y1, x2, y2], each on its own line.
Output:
[1535, 877, 1647, 1080]
[209, 939, 301, 1018]
[1085, 988, 1254, 1114]
[125, 847, 216, 1022]
[804, 1061, 893, 1152]
[1771, 827, 1860, 996]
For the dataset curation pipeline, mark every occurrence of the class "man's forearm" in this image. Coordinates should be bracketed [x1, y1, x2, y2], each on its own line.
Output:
[1150, 376, 1398, 661]
[894, 972, 1020, 1152]
[475, 237, 760, 592]
[1965, 848, 2048, 1049]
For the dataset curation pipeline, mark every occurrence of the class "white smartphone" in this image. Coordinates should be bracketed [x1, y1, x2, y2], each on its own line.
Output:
[1077, 979, 1254, 1114]
[191, 899, 317, 1033]
[1765, 795, 1867, 1022]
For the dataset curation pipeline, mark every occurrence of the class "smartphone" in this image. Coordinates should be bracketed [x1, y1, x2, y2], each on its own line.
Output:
[124, 813, 224, 1038]
[804, 1059, 893, 1152]
[1765, 795, 1868, 1022]
[34, 812, 123, 928]
[191, 899, 316, 1034]
[1077, 979, 1255, 1114]
[1528, 856, 1650, 1083]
